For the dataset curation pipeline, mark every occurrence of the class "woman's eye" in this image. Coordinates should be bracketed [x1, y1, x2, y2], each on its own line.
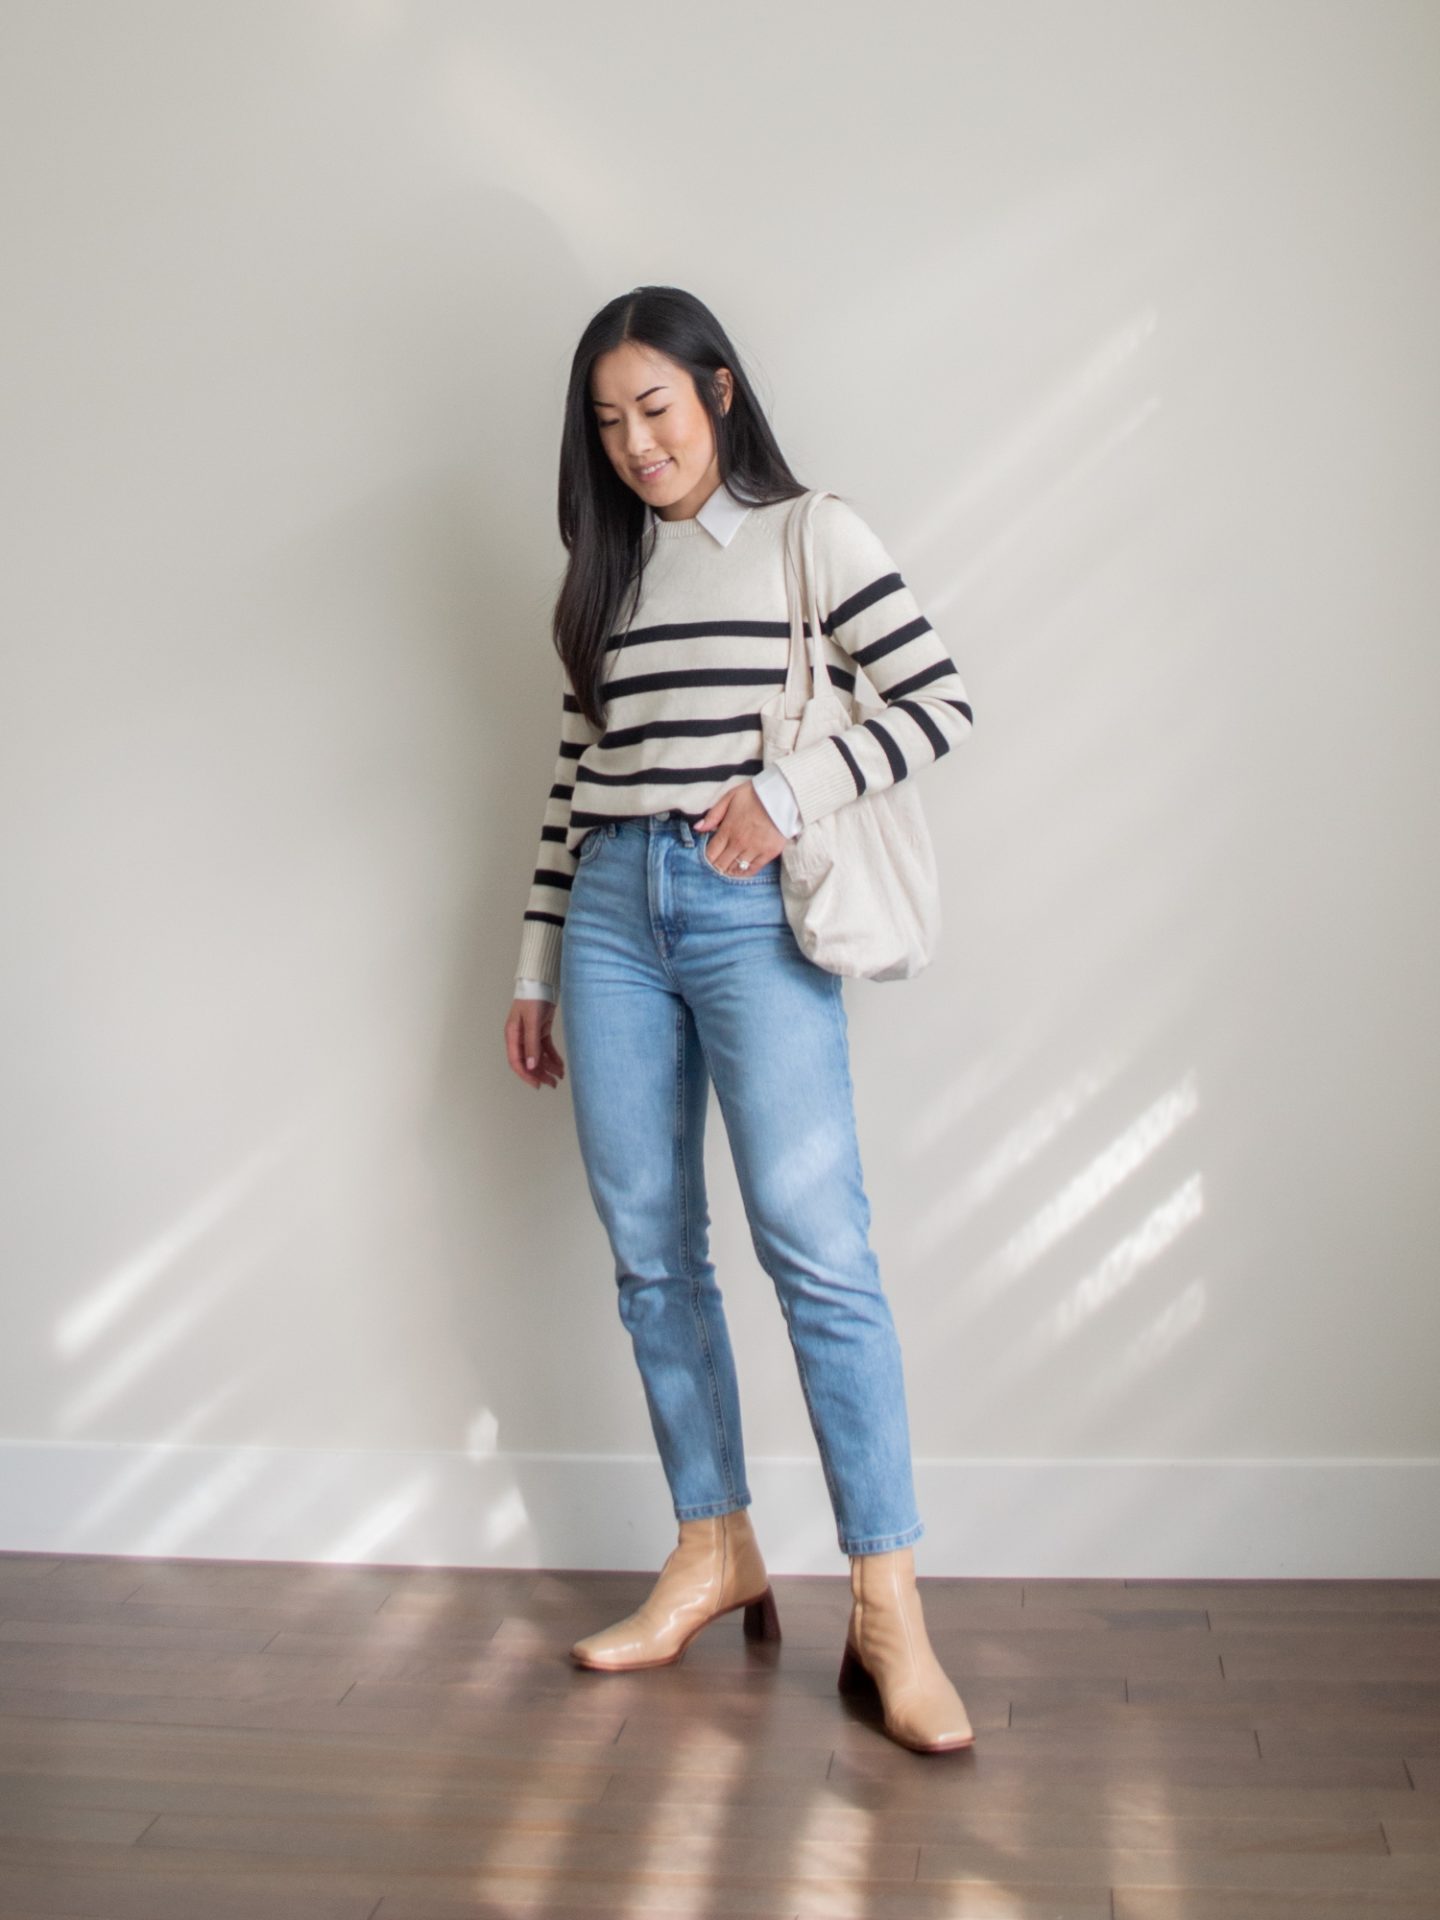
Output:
[597, 408, 669, 428]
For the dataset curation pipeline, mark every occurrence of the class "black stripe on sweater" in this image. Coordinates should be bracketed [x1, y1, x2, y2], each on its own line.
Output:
[863, 718, 909, 783]
[578, 758, 766, 789]
[600, 711, 769, 748]
[604, 665, 789, 701]
[611, 617, 790, 649]
[885, 656, 963, 701]
[851, 614, 933, 669]
[891, 698, 953, 758]
[825, 571, 905, 635]
[832, 735, 867, 796]
[603, 662, 864, 704]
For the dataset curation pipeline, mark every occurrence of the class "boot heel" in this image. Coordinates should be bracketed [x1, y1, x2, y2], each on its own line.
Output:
[742, 1585, 782, 1641]
[838, 1638, 878, 1697]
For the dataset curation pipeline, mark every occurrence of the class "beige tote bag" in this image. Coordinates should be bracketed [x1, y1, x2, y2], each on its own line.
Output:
[759, 489, 942, 982]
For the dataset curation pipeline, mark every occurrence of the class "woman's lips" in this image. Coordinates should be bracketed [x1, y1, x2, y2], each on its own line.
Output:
[636, 459, 671, 482]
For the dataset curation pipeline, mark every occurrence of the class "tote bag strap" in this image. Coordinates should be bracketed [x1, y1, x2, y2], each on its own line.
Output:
[782, 489, 839, 717]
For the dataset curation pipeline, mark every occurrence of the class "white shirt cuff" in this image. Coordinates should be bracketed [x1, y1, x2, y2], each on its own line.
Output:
[752, 763, 802, 838]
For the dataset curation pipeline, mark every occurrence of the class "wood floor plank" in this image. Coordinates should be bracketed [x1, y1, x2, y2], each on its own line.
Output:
[919, 1839, 1440, 1889]
[1214, 1632, 1440, 1682]
[1129, 1674, 1440, 1708]
[133, 1810, 923, 1880]
[0, 1838, 1111, 1919]
[1209, 1609, 1440, 1632]
[1256, 1725, 1440, 1758]
[0, 1595, 405, 1635]
[380, 1882, 1107, 1920]
[0, 1620, 276, 1655]
[1383, 1816, 1440, 1853]
[827, 1748, 1411, 1789]
[0, 1774, 1401, 1852]
[1121, 1582, 1440, 1610]
[0, 1909, 123, 1920]
[1114, 1895, 1440, 1919]
[0, 1804, 153, 1845]
[0, 1647, 361, 1691]
[0, 1865, 373, 1920]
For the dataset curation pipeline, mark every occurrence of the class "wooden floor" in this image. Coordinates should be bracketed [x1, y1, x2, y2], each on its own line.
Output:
[1, 1554, 1439, 1918]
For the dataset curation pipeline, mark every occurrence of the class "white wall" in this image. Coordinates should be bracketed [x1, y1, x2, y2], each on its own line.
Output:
[2, 1, 1436, 1576]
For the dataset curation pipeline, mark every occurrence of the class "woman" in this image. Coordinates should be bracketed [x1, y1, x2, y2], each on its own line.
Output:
[503, 286, 975, 1754]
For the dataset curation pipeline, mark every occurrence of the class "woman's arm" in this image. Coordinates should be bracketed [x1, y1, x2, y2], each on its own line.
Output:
[772, 496, 973, 829]
[514, 665, 604, 996]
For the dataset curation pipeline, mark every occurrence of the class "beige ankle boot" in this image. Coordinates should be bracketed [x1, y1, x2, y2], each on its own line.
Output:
[570, 1506, 781, 1671]
[838, 1545, 975, 1752]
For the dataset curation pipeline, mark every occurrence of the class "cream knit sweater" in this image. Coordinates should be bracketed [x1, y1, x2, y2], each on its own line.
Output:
[514, 483, 972, 998]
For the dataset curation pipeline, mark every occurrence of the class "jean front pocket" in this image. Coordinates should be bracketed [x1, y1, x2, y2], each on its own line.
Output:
[575, 826, 608, 867]
[699, 835, 781, 885]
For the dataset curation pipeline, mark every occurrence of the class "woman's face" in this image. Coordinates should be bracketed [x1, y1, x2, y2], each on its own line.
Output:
[590, 341, 733, 522]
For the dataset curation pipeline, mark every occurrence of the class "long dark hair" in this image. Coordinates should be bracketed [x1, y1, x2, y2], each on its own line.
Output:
[553, 286, 807, 729]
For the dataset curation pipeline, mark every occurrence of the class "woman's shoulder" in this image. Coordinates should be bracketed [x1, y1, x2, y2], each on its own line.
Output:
[746, 487, 897, 572]
[807, 490, 900, 576]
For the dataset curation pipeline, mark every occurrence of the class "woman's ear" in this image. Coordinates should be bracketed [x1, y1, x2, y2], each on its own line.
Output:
[714, 366, 733, 414]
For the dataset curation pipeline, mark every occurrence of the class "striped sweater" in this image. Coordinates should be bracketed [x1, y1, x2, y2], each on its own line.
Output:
[514, 482, 973, 995]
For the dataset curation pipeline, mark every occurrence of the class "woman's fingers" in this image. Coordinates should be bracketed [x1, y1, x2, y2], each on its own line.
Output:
[506, 998, 563, 1089]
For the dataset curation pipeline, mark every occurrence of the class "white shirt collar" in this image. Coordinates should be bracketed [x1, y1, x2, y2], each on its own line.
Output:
[645, 478, 751, 548]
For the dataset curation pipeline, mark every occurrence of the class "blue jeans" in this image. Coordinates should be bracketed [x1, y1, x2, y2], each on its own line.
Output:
[558, 808, 924, 1557]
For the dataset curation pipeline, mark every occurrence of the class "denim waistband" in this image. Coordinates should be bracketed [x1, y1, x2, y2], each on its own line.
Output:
[609, 810, 708, 845]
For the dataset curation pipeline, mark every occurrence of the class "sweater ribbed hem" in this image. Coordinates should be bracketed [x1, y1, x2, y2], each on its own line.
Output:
[515, 920, 564, 993]
[776, 735, 866, 827]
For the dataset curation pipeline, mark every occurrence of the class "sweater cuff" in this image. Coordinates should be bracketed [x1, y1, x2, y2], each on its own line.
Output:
[515, 920, 564, 994]
[774, 736, 865, 828]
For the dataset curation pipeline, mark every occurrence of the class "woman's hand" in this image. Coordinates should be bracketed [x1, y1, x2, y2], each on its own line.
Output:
[696, 781, 787, 875]
[505, 995, 566, 1090]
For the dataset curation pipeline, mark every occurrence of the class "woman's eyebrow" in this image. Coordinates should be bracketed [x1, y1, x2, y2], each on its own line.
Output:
[591, 385, 670, 408]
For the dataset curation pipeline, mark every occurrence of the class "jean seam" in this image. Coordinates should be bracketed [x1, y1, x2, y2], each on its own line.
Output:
[676, 998, 740, 1507]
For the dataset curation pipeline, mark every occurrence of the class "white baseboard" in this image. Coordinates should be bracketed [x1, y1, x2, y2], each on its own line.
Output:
[1, 1441, 1436, 1577]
